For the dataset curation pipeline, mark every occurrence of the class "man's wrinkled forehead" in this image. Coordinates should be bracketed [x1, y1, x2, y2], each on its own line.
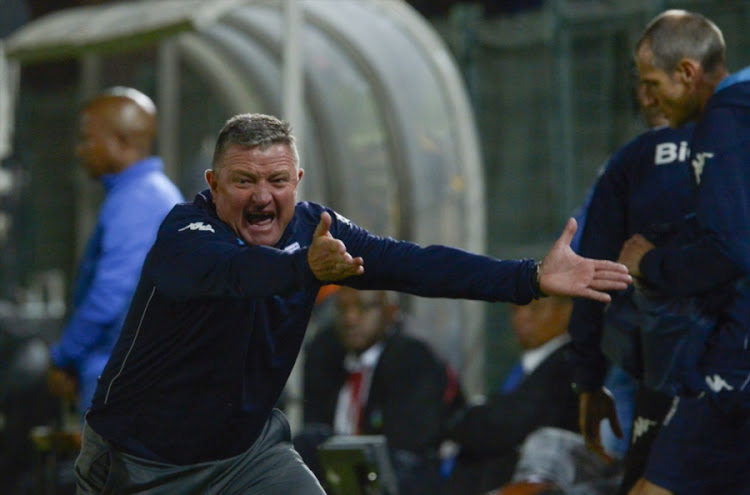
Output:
[635, 42, 656, 70]
[636, 45, 665, 81]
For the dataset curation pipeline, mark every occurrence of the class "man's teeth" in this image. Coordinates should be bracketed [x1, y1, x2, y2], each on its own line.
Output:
[246, 213, 273, 224]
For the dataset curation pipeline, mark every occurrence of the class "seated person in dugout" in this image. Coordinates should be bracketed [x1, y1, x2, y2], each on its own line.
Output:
[295, 286, 464, 495]
[444, 296, 580, 495]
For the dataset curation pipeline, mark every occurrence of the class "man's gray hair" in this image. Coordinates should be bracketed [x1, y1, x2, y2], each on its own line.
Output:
[636, 9, 725, 74]
[212, 113, 299, 172]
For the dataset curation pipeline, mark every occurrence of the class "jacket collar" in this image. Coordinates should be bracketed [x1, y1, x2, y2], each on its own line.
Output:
[716, 65, 750, 93]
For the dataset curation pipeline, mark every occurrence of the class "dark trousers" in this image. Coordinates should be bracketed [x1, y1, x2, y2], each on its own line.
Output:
[75, 409, 325, 495]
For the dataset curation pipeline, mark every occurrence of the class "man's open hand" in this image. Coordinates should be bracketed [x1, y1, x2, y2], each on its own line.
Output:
[540, 218, 632, 303]
[308, 212, 364, 282]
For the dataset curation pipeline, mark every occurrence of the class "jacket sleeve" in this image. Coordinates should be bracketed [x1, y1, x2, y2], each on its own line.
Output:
[567, 150, 630, 390]
[148, 210, 319, 300]
[329, 211, 539, 304]
[640, 109, 749, 292]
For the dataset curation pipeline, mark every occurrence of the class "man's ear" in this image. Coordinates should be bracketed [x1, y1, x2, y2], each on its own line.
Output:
[205, 169, 216, 191]
[677, 58, 702, 86]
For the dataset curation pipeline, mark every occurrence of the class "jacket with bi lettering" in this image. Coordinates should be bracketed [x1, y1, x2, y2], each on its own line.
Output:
[569, 123, 696, 390]
[640, 66, 750, 374]
[88, 190, 539, 464]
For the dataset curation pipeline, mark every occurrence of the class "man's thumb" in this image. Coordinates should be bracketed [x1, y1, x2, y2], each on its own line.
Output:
[313, 211, 332, 238]
[558, 217, 577, 247]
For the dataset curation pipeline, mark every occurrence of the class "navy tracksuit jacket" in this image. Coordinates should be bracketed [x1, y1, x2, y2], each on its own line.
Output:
[88, 190, 540, 464]
[569, 122, 696, 390]
[640, 67, 750, 386]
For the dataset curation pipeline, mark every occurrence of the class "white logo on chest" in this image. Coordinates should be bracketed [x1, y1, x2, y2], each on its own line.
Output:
[178, 222, 215, 233]
[705, 373, 734, 392]
[654, 141, 690, 165]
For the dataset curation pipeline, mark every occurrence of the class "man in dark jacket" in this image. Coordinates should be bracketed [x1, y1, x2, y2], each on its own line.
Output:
[446, 296, 579, 494]
[297, 286, 463, 495]
[568, 85, 695, 494]
[74, 113, 630, 494]
[619, 10, 750, 495]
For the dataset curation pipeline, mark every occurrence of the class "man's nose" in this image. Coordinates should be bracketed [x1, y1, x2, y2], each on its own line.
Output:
[252, 182, 272, 203]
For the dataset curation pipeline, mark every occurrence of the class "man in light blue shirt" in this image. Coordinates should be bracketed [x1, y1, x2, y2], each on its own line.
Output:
[46, 87, 183, 415]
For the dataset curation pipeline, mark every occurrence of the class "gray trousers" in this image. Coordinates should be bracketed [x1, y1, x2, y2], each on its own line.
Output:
[74, 409, 325, 495]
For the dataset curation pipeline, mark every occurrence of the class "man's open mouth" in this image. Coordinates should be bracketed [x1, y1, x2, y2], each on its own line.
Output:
[245, 212, 274, 225]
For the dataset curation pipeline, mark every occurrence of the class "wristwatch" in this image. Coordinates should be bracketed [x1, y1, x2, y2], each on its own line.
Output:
[531, 261, 547, 298]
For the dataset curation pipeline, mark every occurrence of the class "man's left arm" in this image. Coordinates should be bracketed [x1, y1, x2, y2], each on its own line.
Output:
[331, 211, 629, 304]
[620, 116, 750, 294]
[620, 232, 738, 296]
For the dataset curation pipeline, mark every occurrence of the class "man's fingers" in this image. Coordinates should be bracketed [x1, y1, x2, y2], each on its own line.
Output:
[590, 261, 632, 291]
[314, 253, 365, 281]
[589, 279, 631, 292]
[331, 257, 365, 279]
[350, 261, 365, 276]
[313, 211, 332, 239]
[592, 259, 630, 273]
[329, 239, 345, 253]
[591, 260, 633, 288]
[583, 289, 612, 303]
[341, 253, 364, 272]
[582, 433, 615, 464]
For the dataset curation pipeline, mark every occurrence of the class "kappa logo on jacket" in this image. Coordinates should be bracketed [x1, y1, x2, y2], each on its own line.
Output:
[335, 212, 352, 225]
[284, 242, 300, 253]
[178, 222, 215, 233]
[691, 151, 714, 184]
[632, 416, 658, 442]
[705, 373, 734, 393]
